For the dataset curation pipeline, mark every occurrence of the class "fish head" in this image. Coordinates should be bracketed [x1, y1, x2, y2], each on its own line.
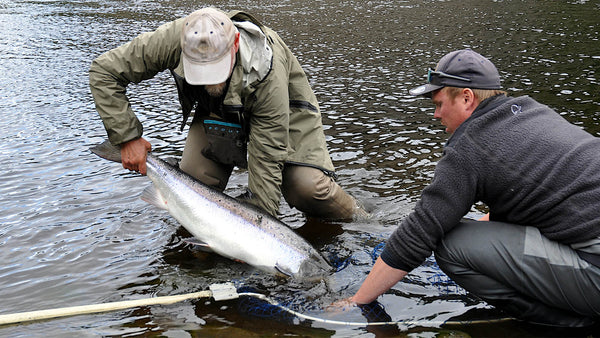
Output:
[294, 255, 334, 282]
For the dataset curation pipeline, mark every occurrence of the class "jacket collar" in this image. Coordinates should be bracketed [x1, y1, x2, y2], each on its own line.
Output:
[446, 94, 510, 147]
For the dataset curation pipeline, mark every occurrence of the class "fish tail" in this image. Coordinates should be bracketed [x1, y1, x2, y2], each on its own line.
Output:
[90, 140, 122, 163]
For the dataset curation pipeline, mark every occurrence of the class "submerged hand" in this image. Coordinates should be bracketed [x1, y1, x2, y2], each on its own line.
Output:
[326, 297, 357, 314]
[120, 137, 151, 175]
[328, 298, 395, 325]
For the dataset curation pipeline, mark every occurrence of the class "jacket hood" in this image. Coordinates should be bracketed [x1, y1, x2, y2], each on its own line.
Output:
[236, 21, 273, 87]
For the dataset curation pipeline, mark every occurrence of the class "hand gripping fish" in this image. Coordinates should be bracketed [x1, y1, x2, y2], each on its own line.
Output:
[90, 141, 332, 281]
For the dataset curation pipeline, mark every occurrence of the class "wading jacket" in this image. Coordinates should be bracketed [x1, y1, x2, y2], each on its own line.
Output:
[89, 11, 335, 216]
[381, 95, 600, 272]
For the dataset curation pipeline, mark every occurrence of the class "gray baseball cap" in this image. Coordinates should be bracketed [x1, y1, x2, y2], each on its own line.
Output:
[409, 49, 502, 96]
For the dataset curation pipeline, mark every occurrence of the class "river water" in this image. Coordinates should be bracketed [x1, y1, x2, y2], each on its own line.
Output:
[1, 0, 599, 337]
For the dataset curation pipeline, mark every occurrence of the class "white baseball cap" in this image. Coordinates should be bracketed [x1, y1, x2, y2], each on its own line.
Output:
[180, 8, 237, 85]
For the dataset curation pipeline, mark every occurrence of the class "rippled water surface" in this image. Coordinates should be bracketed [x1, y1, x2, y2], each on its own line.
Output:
[1, 0, 599, 336]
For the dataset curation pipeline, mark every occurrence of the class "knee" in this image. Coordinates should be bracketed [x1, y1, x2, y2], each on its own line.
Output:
[435, 220, 525, 278]
[281, 165, 360, 219]
[281, 166, 331, 208]
[435, 236, 459, 276]
[434, 220, 483, 273]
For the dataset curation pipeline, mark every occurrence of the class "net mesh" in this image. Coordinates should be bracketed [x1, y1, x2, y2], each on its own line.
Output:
[237, 240, 462, 321]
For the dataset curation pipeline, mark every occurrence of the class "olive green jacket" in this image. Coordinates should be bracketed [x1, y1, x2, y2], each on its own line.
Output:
[89, 10, 335, 216]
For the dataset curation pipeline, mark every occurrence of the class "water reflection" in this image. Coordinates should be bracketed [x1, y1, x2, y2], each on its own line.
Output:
[0, 0, 599, 336]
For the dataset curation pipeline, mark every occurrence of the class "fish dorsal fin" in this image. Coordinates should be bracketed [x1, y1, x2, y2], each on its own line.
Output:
[274, 263, 293, 278]
[141, 184, 168, 210]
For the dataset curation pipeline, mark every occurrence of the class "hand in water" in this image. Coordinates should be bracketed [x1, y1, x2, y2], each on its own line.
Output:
[326, 297, 357, 314]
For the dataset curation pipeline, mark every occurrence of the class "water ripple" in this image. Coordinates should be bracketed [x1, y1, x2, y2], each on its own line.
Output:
[0, 0, 599, 336]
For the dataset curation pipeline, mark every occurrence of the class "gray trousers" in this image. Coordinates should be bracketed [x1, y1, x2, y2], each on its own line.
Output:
[435, 220, 600, 326]
[179, 118, 359, 220]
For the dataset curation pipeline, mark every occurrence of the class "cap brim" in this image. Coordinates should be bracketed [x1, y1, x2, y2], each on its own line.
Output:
[408, 83, 443, 97]
[182, 51, 232, 85]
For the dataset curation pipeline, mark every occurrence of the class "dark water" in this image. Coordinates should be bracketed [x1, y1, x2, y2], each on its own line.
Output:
[1, 0, 599, 336]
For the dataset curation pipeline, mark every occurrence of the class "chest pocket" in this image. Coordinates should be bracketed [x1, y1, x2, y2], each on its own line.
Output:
[202, 119, 248, 168]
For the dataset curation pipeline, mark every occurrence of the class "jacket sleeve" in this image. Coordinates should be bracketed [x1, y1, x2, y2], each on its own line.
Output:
[89, 19, 183, 145]
[245, 46, 292, 216]
[381, 146, 479, 271]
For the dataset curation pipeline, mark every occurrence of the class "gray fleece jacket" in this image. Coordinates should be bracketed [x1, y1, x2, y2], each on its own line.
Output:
[382, 94, 600, 271]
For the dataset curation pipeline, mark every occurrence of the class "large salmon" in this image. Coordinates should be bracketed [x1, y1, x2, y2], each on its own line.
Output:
[90, 141, 332, 281]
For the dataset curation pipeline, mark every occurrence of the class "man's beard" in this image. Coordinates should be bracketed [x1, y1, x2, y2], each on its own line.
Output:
[205, 82, 226, 97]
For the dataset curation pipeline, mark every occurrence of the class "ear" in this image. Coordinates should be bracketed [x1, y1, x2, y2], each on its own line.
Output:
[462, 88, 479, 112]
[462, 88, 473, 103]
[233, 32, 240, 53]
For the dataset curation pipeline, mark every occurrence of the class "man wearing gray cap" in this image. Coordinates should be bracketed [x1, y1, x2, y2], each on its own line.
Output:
[89, 8, 365, 220]
[345, 49, 600, 327]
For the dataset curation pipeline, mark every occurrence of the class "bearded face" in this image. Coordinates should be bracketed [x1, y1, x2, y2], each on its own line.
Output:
[205, 82, 227, 97]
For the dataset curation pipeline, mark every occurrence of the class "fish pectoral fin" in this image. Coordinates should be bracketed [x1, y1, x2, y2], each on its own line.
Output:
[274, 263, 293, 278]
[140, 184, 168, 210]
[183, 238, 214, 252]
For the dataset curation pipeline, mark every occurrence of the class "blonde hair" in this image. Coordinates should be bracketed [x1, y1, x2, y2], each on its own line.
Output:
[443, 87, 507, 101]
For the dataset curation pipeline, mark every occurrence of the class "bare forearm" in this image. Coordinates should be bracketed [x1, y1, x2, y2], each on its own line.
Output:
[351, 256, 408, 304]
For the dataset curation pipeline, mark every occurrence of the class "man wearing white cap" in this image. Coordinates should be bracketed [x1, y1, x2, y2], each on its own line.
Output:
[90, 8, 365, 220]
[343, 49, 600, 327]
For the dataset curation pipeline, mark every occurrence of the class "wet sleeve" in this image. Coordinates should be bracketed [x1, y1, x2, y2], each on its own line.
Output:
[89, 19, 183, 145]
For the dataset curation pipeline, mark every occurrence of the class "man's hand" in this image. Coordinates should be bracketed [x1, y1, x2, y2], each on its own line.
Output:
[326, 297, 357, 314]
[120, 138, 151, 175]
